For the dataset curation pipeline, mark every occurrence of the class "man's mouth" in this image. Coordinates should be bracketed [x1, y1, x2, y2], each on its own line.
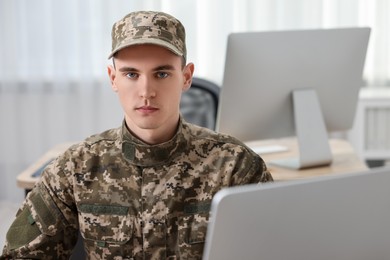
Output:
[136, 106, 159, 114]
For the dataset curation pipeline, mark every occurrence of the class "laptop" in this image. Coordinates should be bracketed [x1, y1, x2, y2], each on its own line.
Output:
[203, 167, 390, 260]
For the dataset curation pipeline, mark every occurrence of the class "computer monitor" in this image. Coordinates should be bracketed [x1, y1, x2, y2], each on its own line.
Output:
[203, 167, 390, 260]
[216, 28, 370, 169]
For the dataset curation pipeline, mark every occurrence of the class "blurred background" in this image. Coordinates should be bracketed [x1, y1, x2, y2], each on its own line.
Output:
[0, 0, 389, 207]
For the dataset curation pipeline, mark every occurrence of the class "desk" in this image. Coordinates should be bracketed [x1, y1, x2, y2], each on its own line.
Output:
[17, 138, 368, 191]
[245, 138, 368, 181]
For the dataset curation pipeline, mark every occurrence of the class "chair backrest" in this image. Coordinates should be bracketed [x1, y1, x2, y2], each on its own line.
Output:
[180, 77, 220, 130]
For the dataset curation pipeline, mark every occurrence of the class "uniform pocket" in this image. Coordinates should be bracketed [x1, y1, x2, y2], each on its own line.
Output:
[78, 203, 133, 247]
[177, 213, 209, 259]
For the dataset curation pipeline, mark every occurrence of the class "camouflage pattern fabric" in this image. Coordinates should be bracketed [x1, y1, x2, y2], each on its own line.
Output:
[109, 11, 186, 60]
[1, 118, 273, 259]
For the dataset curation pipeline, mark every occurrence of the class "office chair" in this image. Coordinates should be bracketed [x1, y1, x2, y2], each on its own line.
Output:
[180, 77, 220, 130]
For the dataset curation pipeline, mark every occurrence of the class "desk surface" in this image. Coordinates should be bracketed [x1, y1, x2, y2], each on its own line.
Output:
[245, 138, 368, 181]
[17, 138, 368, 190]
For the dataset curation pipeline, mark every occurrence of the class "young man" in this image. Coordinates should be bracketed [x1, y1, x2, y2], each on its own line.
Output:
[1, 11, 273, 259]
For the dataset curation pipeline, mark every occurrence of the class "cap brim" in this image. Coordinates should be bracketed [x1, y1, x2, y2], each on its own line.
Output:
[108, 38, 183, 59]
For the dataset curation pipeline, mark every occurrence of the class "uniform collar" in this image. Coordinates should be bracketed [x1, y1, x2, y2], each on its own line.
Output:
[121, 117, 189, 166]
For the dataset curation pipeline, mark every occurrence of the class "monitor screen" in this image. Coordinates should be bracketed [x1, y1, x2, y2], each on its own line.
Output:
[216, 27, 370, 169]
[203, 167, 390, 260]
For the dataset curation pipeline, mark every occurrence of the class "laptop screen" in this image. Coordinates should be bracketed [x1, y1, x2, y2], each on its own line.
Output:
[203, 167, 390, 260]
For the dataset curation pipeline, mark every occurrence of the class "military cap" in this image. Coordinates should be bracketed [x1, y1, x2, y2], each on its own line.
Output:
[109, 10, 186, 60]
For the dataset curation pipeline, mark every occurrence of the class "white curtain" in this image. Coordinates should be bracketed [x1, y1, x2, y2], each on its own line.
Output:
[0, 0, 389, 90]
[1, 0, 390, 202]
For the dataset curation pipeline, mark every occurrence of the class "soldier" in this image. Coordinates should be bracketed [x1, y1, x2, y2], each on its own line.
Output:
[1, 10, 273, 259]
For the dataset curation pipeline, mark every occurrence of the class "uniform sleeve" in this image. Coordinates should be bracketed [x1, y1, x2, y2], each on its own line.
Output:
[1, 154, 79, 259]
[231, 148, 273, 185]
[255, 156, 273, 183]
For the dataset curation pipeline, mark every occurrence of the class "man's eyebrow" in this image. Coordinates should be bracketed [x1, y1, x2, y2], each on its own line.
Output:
[153, 65, 175, 71]
[118, 66, 139, 72]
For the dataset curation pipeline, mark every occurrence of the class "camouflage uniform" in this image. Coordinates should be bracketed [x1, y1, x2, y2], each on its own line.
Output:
[1, 118, 272, 259]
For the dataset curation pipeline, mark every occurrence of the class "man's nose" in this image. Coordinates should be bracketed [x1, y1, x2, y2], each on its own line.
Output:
[139, 76, 156, 99]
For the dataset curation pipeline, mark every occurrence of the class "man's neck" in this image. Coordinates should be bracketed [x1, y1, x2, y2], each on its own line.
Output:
[125, 118, 180, 145]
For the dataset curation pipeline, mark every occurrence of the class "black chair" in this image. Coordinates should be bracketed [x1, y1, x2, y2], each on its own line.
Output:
[180, 77, 220, 130]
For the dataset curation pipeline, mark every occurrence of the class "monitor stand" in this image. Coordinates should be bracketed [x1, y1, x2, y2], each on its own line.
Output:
[270, 89, 332, 169]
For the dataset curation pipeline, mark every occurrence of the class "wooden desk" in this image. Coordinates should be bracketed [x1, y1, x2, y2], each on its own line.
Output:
[245, 138, 368, 181]
[17, 138, 368, 191]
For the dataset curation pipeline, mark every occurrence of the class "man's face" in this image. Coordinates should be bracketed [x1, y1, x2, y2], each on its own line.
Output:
[108, 44, 194, 144]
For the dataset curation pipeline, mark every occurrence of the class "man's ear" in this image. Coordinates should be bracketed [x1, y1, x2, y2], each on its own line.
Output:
[182, 62, 195, 91]
[107, 65, 118, 92]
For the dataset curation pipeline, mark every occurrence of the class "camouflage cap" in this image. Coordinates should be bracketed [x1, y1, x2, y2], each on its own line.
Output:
[109, 11, 186, 60]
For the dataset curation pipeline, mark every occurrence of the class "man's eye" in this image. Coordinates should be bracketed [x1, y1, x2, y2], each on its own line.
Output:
[126, 72, 138, 79]
[156, 72, 169, 79]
